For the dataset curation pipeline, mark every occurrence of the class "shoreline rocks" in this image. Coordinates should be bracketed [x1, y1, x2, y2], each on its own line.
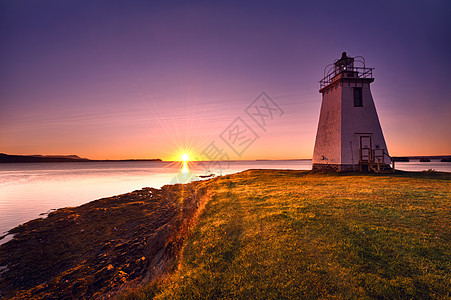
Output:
[0, 182, 209, 299]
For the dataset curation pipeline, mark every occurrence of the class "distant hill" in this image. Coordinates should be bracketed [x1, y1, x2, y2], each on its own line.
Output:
[392, 155, 451, 162]
[0, 154, 162, 163]
[32, 155, 85, 159]
[0, 153, 90, 163]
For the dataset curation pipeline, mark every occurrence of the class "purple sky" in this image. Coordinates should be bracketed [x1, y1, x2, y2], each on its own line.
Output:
[1, 0, 450, 160]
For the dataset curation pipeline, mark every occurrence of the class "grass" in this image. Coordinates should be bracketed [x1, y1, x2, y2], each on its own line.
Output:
[123, 170, 451, 299]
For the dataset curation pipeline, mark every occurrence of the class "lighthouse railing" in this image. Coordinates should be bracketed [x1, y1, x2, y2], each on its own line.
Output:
[320, 66, 374, 89]
[359, 148, 394, 173]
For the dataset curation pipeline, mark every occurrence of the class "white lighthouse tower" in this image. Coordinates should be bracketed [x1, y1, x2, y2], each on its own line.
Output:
[312, 52, 391, 172]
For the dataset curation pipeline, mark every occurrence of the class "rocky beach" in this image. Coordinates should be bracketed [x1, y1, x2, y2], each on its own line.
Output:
[0, 181, 209, 299]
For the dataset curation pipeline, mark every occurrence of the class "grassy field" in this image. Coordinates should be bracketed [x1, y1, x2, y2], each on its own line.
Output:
[124, 170, 451, 299]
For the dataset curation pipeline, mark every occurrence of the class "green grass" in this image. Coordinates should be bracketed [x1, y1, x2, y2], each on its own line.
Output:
[124, 170, 451, 299]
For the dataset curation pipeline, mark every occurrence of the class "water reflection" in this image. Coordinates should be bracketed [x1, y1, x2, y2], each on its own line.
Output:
[0, 161, 181, 237]
[169, 162, 199, 184]
[182, 161, 189, 174]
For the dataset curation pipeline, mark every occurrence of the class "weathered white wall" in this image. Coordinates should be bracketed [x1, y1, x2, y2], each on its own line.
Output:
[312, 83, 342, 165]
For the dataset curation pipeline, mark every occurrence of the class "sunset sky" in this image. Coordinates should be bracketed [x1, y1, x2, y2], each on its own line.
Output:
[1, 0, 450, 160]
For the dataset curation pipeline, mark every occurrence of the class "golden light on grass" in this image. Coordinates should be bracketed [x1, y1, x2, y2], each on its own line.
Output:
[140, 170, 451, 299]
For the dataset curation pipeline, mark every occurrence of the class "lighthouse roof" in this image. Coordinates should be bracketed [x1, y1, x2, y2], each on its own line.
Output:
[319, 52, 374, 90]
[334, 52, 354, 65]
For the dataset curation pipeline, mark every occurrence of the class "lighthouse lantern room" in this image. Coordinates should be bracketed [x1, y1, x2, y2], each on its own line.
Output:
[312, 52, 392, 172]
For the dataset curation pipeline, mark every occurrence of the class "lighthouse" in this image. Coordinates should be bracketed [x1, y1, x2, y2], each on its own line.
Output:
[312, 52, 391, 172]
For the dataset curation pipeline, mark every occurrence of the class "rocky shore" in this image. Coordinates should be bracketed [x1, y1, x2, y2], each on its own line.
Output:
[0, 181, 209, 299]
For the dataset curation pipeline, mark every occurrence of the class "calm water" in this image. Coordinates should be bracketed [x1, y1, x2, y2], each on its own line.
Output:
[0, 159, 450, 241]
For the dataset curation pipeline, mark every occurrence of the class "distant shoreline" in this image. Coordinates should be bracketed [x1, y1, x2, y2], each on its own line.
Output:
[1, 153, 450, 163]
[0, 153, 162, 163]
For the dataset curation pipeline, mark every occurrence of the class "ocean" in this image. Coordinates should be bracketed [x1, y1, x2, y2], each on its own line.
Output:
[0, 159, 449, 241]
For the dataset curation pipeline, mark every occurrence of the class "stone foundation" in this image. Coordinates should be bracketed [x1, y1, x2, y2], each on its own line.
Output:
[312, 164, 359, 172]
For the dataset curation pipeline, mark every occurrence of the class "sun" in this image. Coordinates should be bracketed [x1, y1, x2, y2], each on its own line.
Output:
[181, 153, 190, 162]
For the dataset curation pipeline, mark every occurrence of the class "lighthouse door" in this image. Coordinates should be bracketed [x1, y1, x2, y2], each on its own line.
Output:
[359, 136, 373, 170]
[360, 136, 372, 149]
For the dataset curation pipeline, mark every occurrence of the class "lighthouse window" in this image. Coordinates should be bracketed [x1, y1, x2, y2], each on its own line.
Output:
[354, 87, 363, 107]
